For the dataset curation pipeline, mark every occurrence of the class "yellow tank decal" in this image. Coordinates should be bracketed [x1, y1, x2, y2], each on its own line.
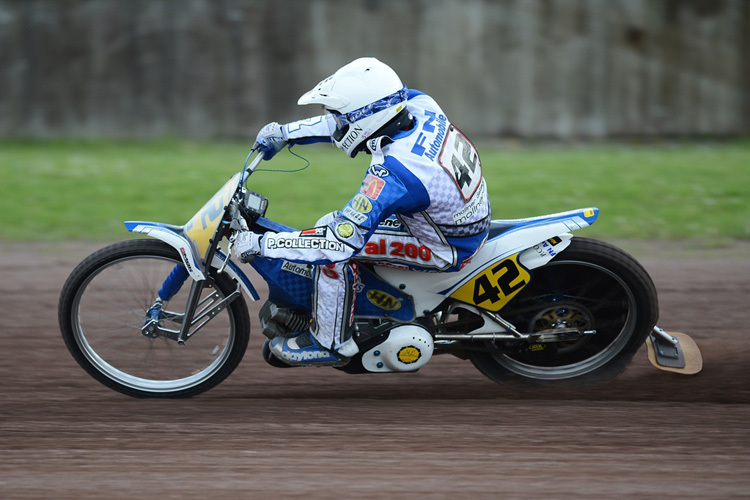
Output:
[450, 253, 531, 311]
[184, 174, 240, 260]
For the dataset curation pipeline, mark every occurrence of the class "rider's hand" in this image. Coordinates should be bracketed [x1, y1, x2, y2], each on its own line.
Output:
[234, 231, 263, 263]
[254, 122, 287, 160]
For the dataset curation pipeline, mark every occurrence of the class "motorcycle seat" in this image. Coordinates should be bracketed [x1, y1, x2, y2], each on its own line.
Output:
[487, 221, 515, 239]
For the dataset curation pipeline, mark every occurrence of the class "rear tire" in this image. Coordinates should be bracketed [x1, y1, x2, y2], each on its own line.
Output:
[58, 239, 250, 398]
[468, 237, 658, 386]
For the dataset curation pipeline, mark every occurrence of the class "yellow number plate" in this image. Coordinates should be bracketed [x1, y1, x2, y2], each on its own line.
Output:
[450, 254, 530, 311]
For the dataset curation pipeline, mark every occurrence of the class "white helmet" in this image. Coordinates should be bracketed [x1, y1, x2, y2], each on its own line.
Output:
[298, 57, 410, 157]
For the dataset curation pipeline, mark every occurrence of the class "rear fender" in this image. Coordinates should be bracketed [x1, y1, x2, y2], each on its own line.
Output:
[517, 233, 573, 270]
[374, 207, 598, 314]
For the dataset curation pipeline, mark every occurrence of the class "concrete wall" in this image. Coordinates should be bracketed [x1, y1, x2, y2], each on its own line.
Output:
[1, 0, 748, 139]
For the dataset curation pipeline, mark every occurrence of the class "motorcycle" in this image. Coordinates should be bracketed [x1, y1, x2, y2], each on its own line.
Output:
[58, 149, 702, 398]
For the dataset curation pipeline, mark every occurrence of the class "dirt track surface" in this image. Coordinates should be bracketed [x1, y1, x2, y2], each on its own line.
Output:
[1, 241, 749, 499]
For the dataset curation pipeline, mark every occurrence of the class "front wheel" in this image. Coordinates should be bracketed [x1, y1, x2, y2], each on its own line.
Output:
[468, 237, 658, 385]
[58, 239, 250, 398]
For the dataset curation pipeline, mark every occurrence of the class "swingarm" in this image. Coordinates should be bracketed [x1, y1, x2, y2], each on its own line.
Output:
[431, 304, 596, 345]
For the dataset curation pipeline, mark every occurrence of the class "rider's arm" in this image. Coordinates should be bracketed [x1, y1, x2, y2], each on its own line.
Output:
[258, 157, 430, 264]
[282, 115, 336, 145]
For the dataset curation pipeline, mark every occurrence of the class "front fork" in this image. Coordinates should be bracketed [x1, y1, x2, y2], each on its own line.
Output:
[142, 263, 241, 344]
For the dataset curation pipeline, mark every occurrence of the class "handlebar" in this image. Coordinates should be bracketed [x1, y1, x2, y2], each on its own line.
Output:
[241, 148, 265, 184]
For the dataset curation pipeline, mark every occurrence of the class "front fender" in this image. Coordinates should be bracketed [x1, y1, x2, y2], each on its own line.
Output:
[125, 221, 262, 301]
[125, 221, 206, 281]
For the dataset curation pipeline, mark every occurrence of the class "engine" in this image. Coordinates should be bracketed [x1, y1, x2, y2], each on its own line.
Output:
[361, 324, 434, 373]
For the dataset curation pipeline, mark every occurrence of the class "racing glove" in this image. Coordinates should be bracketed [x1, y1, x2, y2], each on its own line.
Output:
[254, 122, 287, 160]
[234, 231, 263, 263]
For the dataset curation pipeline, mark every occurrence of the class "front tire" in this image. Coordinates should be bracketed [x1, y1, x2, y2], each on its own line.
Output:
[58, 239, 250, 398]
[468, 237, 658, 385]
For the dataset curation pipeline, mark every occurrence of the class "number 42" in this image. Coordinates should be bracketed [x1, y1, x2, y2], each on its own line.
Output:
[451, 255, 530, 311]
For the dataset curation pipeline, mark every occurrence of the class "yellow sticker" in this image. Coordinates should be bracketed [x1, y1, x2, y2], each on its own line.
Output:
[584, 208, 595, 217]
[397, 346, 421, 364]
[337, 222, 354, 239]
[367, 289, 401, 310]
[450, 254, 530, 312]
[351, 194, 372, 213]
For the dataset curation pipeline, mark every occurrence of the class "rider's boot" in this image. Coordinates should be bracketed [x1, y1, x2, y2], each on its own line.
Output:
[269, 331, 350, 367]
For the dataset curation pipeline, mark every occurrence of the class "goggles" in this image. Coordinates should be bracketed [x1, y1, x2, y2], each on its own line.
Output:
[328, 85, 408, 134]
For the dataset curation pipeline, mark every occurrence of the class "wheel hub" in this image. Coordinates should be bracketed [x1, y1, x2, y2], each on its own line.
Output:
[529, 302, 593, 353]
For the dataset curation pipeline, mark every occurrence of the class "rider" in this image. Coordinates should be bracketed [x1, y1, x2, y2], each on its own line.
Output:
[235, 57, 491, 366]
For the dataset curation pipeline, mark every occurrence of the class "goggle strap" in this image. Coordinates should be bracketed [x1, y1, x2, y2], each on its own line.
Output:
[338, 86, 408, 126]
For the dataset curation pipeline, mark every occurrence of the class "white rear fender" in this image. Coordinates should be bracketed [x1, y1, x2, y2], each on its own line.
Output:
[374, 207, 597, 314]
[517, 233, 573, 270]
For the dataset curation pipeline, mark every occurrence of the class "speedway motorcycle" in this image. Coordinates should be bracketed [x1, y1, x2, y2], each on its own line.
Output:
[58, 149, 702, 398]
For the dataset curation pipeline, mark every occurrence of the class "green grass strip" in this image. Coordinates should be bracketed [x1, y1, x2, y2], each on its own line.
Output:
[1, 139, 748, 243]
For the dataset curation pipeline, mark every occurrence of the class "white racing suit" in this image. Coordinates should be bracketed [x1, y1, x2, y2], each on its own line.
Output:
[259, 90, 491, 351]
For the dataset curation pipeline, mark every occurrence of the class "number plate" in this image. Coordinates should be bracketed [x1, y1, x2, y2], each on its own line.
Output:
[450, 254, 531, 311]
[438, 125, 482, 201]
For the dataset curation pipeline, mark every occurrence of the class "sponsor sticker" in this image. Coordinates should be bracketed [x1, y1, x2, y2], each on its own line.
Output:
[336, 222, 354, 239]
[367, 164, 389, 178]
[322, 264, 338, 279]
[341, 206, 368, 225]
[533, 240, 557, 258]
[180, 247, 195, 274]
[363, 239, 433, 262]
[366, 289, 402, 311]
[377, 216, 403, 231]
[300, 227, 327, 237]
[267, 237, 346, 252]
[360, 174, 385, 200]
[397, 346, 421, 364]
[281, 260, 313, 279]
[350, 194, 372, 213]
[452, 180, 486, 224]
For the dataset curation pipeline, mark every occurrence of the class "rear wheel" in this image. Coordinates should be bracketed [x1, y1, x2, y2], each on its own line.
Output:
[58, 239, 250, 398]
[468, 237, 658, 385]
